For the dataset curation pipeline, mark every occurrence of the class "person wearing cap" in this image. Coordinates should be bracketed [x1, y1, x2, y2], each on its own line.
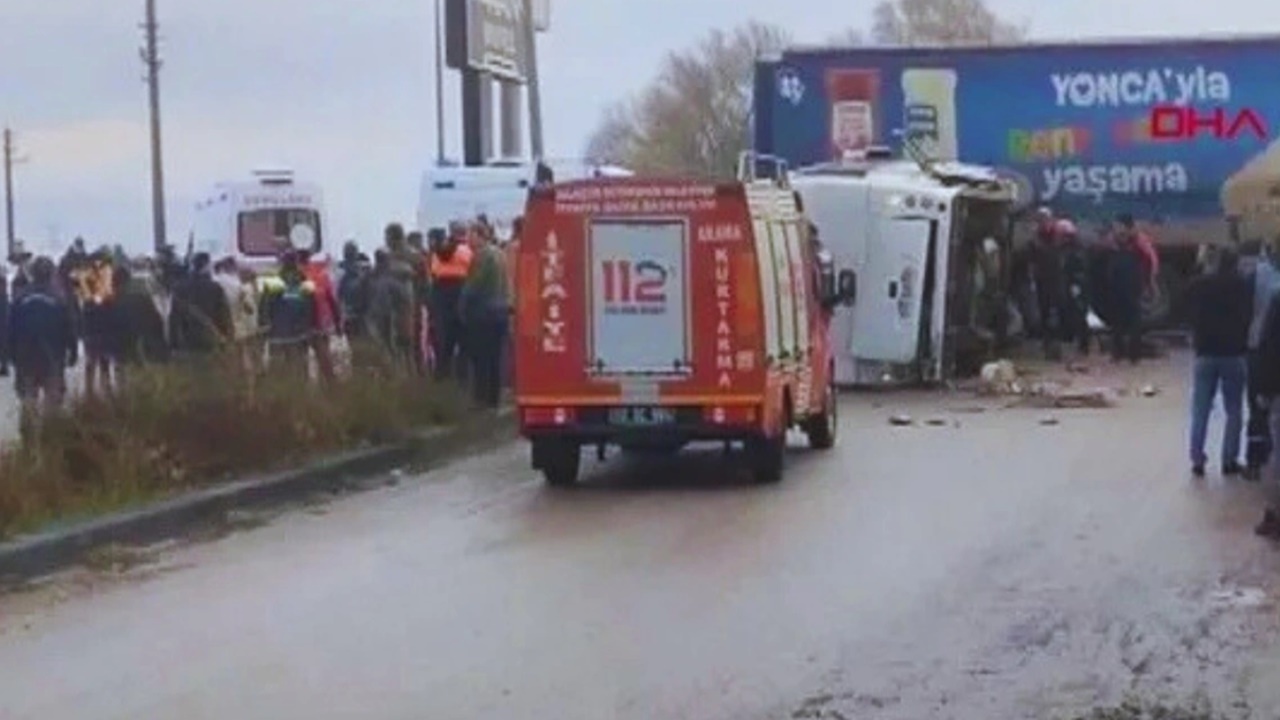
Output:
[7, 256, 76, 434]
[429, 221, 474, 380]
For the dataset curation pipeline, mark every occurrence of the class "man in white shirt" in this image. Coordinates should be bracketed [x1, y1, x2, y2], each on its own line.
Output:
[213, 256, 259, 371]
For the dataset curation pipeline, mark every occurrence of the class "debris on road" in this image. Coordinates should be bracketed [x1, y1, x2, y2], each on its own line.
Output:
[925, 418, 947, 426]
[1015, 387, 1119, 409]
[1040, 417, 1060, 426]
[889, 415, 913, 426]
[978, 360, 1019, 395]
[1141, 385, 1159, 397]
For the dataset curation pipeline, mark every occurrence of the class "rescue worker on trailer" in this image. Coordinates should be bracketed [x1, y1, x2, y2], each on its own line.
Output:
[428, 221, 474, 381]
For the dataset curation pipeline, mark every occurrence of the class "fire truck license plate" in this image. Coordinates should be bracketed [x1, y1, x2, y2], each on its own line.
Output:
[607, 406, 676, 426]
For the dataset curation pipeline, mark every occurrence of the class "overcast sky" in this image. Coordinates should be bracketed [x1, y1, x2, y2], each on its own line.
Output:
[2, 0, 1278, 256]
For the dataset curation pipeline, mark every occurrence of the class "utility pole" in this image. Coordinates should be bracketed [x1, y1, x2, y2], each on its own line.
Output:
[141, 0, 167, 253]
[3, 128, 25, 262]
[434, 0, 446, 164]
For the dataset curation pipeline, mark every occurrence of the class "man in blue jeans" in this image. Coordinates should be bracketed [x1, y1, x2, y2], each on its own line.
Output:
[1186, 247, 1254, 477]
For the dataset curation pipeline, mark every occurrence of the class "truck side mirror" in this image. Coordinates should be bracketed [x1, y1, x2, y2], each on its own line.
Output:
[837, 269, 857, 306]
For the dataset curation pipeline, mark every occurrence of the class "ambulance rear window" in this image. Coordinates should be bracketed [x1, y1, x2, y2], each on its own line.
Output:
[237, 208, 322, 256]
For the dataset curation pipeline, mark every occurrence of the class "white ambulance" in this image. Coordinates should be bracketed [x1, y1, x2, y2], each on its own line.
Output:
[790, 150, 1018, 385]
[191, 169, 326, 273]
[418, 159, 631, 239]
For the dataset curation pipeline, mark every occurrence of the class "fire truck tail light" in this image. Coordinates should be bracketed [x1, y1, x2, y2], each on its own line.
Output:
[703, 406, 756, 425]
[523, 406, 574, 426]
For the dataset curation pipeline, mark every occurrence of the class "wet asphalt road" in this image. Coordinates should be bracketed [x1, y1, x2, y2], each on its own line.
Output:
[2, 354, 1280, 719]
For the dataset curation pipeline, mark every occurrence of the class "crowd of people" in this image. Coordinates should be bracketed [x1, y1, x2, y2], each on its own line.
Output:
[1014, 208, 1160, 363]
[1008, 205, 1280, 539]
[0, 216, 517, 434]
[1182, 234, 1280, 539]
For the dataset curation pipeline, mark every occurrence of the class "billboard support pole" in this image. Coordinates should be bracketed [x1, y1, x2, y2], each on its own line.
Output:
[461, 68, 483, 166]
[522, 0, 543, 160]
[434, 0, 446, 164]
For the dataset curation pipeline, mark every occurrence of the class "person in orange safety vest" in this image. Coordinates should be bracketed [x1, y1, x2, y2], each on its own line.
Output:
[428, 221, 473, 380]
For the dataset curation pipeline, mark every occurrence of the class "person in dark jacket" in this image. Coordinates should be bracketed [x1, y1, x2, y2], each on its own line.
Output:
[1249, 288, 1280, 536]
[1057, 220, 1093, 355]
[260, 252, 319, 375]
[1027, 216, 1068, 359]
[110, 264, 169, 372]
[365, 249, 413, 366]
[1185, 246, 1254, 478]
[169, 252, 232, 356]
[7, 257, 76, 429]
[337, 241, 370, 338]
[1107, 215, 1148, 363]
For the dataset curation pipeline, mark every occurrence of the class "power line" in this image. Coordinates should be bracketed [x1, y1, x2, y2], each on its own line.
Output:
[140, 0, 167, 253]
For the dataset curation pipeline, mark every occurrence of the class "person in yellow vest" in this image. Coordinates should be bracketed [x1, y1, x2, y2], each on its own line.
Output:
[73, 247, 116, 398]
[428, 221, 473, 380]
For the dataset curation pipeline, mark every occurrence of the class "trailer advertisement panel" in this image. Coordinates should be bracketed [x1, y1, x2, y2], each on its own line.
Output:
[755, 38, 1280, 226]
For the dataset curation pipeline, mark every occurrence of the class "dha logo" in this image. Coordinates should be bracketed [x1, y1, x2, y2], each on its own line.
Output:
[777, 67, 805, 106]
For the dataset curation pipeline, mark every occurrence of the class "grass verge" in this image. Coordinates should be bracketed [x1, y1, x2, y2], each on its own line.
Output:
[0, 352, 471, 539]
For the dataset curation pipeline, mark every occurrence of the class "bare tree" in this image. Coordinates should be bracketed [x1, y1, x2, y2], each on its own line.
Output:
[825, 27, 867, 46]
[583, 21, 790, 177]
[585, 2, 1025, 174]
[871, 0, 1026, 45]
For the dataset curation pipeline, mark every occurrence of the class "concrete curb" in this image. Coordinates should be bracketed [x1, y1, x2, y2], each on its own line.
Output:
[0, 412, 515, 585]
